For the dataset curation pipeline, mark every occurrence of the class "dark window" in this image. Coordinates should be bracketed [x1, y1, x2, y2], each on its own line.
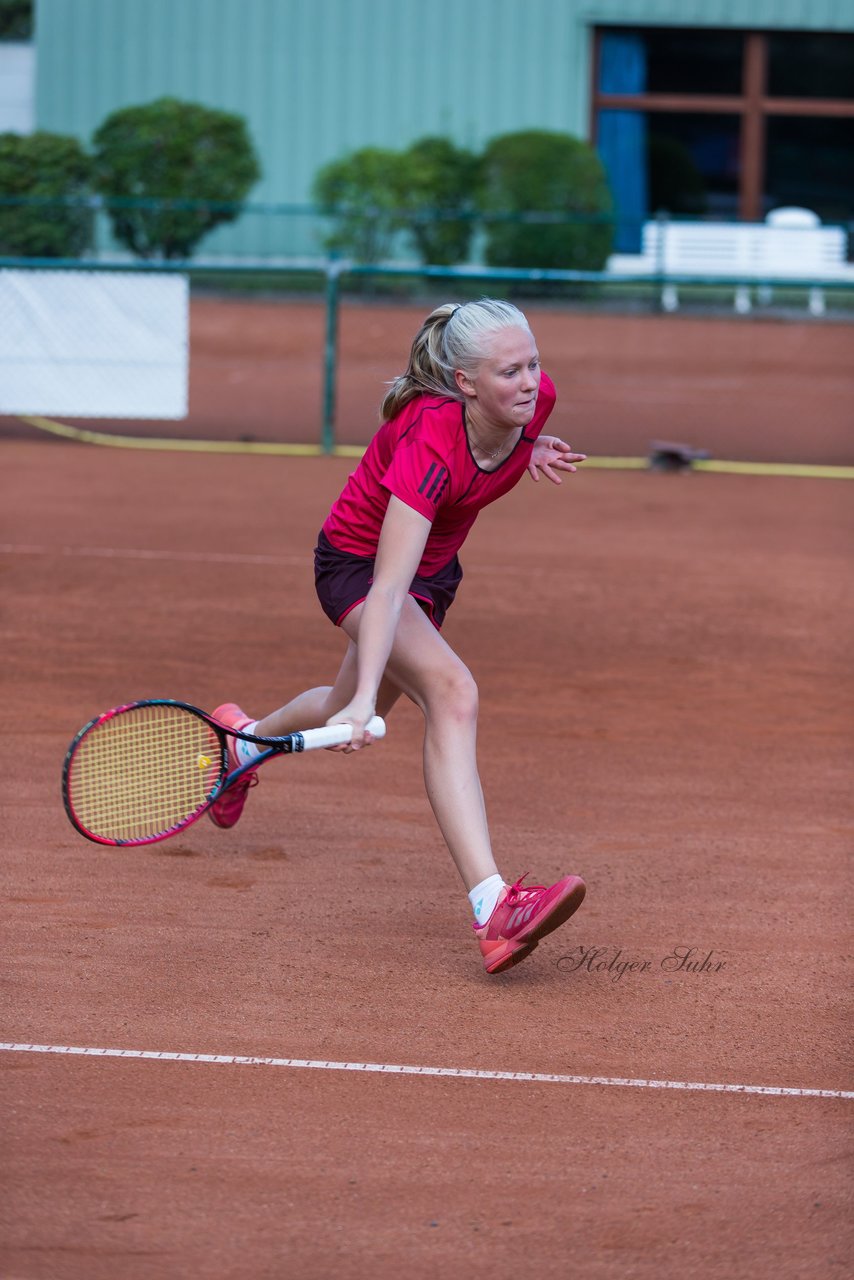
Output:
[599, 27, 743, 96]
[765, 116, 854, 222]
[594, 26, 854, 234]
[648, 115, 741, 218]
[767, 33, 854, 100]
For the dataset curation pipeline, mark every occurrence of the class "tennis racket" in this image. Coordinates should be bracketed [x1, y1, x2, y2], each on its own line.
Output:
[62, 699, 386, 847]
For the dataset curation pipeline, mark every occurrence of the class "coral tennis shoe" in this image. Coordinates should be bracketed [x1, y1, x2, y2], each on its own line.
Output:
[474, 873, 586, 974]
[208, 703, 259, 829]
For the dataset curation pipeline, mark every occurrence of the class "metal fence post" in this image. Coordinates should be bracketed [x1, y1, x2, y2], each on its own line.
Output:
[655, 209, 673, 313]
[321, 256, 342, 454]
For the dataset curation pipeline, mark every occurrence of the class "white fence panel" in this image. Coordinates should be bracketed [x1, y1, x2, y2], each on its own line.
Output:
[0, 269, 188, 418]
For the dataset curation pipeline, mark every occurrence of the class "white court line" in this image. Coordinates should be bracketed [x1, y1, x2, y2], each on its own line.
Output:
[1, 1043, 851, 1100]
[0, 542, 303, 567]
[0, 542, 507, 574]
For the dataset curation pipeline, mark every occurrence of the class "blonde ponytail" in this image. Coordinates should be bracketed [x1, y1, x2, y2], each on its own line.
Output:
[380, 304, 458, 420]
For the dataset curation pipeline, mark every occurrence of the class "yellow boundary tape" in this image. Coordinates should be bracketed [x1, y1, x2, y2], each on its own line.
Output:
[16, 415, 854, 479]
[18, 415, 364, 458]
[693, 458, 854, 480]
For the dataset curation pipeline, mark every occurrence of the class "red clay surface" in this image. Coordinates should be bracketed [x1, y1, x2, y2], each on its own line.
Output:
[1, 300, 853, 1278]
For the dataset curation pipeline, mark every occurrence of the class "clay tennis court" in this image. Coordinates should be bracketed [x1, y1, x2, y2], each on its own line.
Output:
[2, 298, 852, 1278]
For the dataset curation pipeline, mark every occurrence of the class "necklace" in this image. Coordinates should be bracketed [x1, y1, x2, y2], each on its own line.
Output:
[469, 428, 511, 460]
[476, 439, 506, 460]
[465, 408, 517, 462]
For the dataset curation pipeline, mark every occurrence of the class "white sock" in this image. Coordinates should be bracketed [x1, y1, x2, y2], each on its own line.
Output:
[233, 721, 262, 767]
[469, 874, 506, 927]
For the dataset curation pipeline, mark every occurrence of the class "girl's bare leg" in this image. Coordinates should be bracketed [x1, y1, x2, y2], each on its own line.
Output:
[253, 642, 400, 738]
[341, 598, 499, 892]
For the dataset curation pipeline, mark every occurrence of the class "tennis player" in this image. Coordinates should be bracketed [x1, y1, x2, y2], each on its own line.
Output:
[212, 299, 587, 974]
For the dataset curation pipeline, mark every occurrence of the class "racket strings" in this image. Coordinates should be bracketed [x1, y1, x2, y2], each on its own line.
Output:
[68, 705, 223, 842]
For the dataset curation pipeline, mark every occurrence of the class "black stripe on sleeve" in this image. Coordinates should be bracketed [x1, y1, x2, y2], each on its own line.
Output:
[418, 462, 438, 495]
[426, 465, 448, 501]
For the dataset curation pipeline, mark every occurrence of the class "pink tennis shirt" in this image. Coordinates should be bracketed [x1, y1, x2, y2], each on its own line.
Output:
[323, 371, 556, 577]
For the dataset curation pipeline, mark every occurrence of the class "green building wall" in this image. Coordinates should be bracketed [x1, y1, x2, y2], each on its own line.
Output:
[33, 0, 854, 255]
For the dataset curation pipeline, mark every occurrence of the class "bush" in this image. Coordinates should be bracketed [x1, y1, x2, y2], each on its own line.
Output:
[0, 131, 93, 257]
[398, 136, 480, 266]
[313, 138, 480, 266]
[478, 129, 614, 270]
[312, 146, 408, 264]
[0, 0, 33, 40]
[92, 97, 261, 259]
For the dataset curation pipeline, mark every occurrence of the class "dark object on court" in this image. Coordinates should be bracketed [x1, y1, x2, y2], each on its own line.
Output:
[648, 440, 711, 472]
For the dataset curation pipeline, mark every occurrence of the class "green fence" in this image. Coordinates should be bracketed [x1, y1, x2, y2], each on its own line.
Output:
[2, 193, 851, 272]
[4, 252, 854, 455]
[3, 197, 853, 462]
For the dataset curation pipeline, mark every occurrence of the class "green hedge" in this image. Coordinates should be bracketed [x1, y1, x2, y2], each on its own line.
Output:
[0, 132, 92, 257]
[314, 129, 614, 269]
[479, 129, 614, 270]
[398, 137, 480, 267]
[92, 97, 261, 259]
[313, 137, 480, 266]
[312, 146, 406, 264]
[0, 0, 33, 40]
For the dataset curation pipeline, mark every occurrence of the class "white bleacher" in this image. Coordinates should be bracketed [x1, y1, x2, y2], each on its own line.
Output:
[607, 209, 853, 315]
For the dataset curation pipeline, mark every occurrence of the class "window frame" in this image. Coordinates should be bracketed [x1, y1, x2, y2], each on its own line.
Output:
[590, 27, 854, 221]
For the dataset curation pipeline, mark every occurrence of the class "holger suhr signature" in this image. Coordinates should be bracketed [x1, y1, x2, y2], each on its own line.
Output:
[556, 944, 727, 982]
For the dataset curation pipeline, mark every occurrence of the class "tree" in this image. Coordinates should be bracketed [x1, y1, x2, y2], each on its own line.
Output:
[399, 136, 480, 266]
[0, 131, 92, 257]
[0, 0, 33, 40]
[313, 138, 480, 267]
[312, 147, 408, 264]
[478, 129, 614, 270]
[92, 97, 261, 259]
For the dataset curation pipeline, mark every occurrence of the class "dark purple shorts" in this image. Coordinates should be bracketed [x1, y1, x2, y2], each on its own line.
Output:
[314, 529, 463, 631]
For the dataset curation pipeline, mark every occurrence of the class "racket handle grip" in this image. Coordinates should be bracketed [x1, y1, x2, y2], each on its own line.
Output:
[297, 716, 386, 751]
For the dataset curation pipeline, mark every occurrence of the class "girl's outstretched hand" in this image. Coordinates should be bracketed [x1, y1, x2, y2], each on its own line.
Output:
[528, 436, 587, 484]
